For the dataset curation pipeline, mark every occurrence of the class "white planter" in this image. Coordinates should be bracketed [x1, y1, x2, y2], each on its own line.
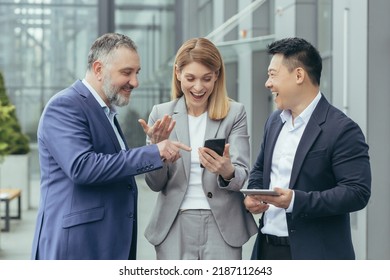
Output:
[0, 154, 30, 211]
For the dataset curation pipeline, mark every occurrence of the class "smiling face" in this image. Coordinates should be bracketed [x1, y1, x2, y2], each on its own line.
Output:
[265, 53, 302, 113]
[176, 61, 218, 116]
[98, 46, 140, 107]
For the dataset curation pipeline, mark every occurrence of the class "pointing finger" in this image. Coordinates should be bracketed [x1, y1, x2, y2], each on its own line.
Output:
[172, 141, 192, 152]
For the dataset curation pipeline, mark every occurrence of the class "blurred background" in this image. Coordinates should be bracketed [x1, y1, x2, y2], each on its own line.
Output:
[0, 0, 389, 260]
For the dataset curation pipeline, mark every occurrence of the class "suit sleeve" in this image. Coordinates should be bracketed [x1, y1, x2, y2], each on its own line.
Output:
[293, 118, 371, 218]
[144, 105, 170, 192]
[247, 114, 274, 190]
[217, 103, 250, 191]
[39, 94, 163, 185]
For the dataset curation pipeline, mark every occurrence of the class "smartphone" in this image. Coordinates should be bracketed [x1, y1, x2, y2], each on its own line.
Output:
[200, 138, 226, 168]
[240, 189, 280, 196]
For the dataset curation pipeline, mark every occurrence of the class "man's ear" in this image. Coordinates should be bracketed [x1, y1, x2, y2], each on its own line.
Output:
[296, 67, 305, 85]
[93, 60, 103, 81]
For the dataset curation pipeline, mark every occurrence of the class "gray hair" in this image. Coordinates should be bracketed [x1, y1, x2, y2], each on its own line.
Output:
[87, 33, 137, 70]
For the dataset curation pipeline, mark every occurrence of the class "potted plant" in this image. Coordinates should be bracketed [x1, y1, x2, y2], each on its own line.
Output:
[0, 72, 30, 155]
[0, 71, 30, 211]
[0, 100, 15, 159]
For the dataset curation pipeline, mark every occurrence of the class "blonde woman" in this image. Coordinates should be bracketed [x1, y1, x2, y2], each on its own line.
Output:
[139, 38, 257, 260]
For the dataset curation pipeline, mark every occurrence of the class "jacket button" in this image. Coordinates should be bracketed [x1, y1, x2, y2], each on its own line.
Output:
[207, 192, 213, 198]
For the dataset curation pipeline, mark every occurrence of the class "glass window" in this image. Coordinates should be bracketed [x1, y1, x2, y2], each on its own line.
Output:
[317, 0, 332, 100]
[198, 0, 213, 36]
[0, 0, 98, 140]
[114, 0, 175, 147]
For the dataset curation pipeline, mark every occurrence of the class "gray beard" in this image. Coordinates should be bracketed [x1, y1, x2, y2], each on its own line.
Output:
[102, 78, 130, 107]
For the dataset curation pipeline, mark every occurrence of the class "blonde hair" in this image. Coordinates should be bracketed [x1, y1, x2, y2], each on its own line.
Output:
[171, 38, 230, 120]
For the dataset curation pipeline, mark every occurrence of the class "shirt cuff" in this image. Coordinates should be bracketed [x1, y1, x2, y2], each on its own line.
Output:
[285, 190, 295, 213]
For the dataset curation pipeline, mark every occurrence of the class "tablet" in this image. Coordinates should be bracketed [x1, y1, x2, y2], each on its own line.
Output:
[240, 189, 280, 196]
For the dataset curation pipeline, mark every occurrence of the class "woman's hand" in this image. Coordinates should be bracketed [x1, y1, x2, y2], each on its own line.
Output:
[198, 143, 235, 180]
[138, 114, 176, 144]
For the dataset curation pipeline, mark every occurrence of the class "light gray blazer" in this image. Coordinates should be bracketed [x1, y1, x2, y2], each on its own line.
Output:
[144, 97, 258, 247]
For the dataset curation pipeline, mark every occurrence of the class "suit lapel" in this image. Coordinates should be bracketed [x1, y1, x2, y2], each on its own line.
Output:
[203, 108, 222, 178]
[204, 118, 222, 141]
[172, 98, 191, 180]
[172, 97, 222, 181]
[114, 116, 129, 149]
[289, 95, 328, 188]
[264, 115, 284, 187]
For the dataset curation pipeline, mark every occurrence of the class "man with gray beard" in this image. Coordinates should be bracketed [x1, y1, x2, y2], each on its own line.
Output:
[31, 33, 191, 260]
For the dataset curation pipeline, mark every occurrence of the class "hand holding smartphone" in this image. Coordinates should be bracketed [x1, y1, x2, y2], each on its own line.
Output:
[200, 138, 226, 168]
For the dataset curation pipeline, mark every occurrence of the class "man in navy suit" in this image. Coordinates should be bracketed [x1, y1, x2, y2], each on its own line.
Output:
[244, 37, 371, 259]
[31, 33, 190, 260]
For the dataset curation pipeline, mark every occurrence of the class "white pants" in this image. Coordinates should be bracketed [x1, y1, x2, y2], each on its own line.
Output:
[155, 209, 242, 260]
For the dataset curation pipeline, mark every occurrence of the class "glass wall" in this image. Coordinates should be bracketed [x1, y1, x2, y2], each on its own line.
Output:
[0, 0, 177, 149]
[317, 0, 332, 100]
[114, 0, 175, 147]
[0, 0, 98, 141]
[0, 0, 277, 174]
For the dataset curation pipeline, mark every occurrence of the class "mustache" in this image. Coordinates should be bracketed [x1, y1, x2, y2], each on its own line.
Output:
[123, 84, 135, 91]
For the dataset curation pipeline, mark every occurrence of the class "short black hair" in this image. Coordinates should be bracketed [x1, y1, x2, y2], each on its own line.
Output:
[267, 37, 322, 86]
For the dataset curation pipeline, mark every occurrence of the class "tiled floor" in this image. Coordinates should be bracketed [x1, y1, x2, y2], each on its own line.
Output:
[0, 175, 257, 260]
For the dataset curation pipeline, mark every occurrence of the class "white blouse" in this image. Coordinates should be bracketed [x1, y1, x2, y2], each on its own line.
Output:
[180, 112, 211, 210]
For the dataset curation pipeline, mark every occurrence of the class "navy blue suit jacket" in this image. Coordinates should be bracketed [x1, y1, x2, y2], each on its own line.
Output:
[249, 94, 371, 259]
[31, 80, 163, 259]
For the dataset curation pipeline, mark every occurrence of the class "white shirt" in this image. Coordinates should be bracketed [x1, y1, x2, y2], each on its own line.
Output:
[82, 79, 126, 150]
[261, 92, 321, 237]
[180, 112, 211, 210]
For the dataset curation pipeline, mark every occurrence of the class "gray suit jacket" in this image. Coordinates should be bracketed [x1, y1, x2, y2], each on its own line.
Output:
[144, 97, 258, 247]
